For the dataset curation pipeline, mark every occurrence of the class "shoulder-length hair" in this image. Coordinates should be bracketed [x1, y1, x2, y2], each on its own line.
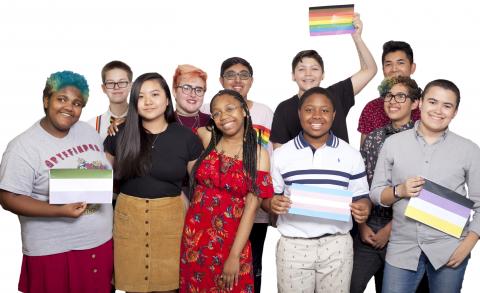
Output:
[115, 72, 175, 180]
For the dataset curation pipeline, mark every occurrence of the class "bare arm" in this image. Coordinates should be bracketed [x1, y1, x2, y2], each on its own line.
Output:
[221, 146, 269, 289]
[350, 13, 377, 95]
[0, 190, 86, 218]
[360, 134, 367, 148]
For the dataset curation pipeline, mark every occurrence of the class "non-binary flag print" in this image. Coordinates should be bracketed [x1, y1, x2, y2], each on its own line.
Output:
[49, 169, 113, 204]
[309, 4, 355, 36]
[289, 183, 352, 222]
[404, 179, 474, 238]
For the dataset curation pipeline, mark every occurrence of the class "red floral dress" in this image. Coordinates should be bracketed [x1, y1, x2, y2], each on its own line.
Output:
[180, 150, 273, 293]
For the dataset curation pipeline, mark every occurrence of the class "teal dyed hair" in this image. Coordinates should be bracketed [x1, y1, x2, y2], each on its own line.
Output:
[377, 76, 421, 100]
[42, 70, 89, 105]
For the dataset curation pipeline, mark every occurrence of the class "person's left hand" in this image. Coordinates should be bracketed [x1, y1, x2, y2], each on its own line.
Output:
[352, 13, 363, 38]
[220, 254, 240, 290]
[447, 239, 474, 268]
[351, 198, 371, 223]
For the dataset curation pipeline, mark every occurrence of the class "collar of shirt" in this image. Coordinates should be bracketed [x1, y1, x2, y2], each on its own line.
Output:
[294, 131, 339, 151]
[385, 120, 415, 136]
[413, 120, 449, 144]
[108, 107, 128, 119]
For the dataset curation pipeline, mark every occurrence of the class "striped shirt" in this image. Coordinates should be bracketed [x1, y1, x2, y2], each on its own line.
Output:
[272, 132, 369, 238]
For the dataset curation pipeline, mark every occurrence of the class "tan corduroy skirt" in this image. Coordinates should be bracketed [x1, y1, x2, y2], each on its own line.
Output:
[113, 193, 185, 292]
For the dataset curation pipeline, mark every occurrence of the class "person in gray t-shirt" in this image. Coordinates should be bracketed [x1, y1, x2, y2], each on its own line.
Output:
[0, 71, 113, 293]
[370, 79, 480, 293]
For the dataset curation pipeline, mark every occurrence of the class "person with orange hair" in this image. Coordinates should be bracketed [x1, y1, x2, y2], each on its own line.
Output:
[172, 64, 211, 133]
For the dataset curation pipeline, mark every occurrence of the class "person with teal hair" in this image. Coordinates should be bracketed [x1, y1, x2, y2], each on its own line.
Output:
[0, 70, 114, 292]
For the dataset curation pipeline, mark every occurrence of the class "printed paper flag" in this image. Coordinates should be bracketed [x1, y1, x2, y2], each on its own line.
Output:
[309, 4, 355, 36]
[289, 183, 352, 221]
[404, 179, 474, 238]
[49, 169, 113, 204]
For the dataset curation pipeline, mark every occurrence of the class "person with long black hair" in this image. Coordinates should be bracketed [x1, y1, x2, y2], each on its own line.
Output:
[179, 89, 273, 292]
[104, 72, 203, 293]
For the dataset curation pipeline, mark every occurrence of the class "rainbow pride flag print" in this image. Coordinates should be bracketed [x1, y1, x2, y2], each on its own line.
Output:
[289, 183, 352, 222]
[404, 179, 474, 238]
[49, 169, 113, 204]
[309, 4, 355, 36]
[253, 124, 271, 149]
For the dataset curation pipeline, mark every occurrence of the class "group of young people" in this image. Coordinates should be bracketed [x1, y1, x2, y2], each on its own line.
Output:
[1, 14, 479, 293]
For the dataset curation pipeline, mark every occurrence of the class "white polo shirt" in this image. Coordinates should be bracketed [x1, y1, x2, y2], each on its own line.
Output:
[272, 132, 369, 238]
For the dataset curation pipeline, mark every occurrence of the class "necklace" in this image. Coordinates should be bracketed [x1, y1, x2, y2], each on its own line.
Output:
[216, 141, 242, 173]
[150, 124, 168, 149]
[176, 111, 200, 130]
[151, 134, 160, 149]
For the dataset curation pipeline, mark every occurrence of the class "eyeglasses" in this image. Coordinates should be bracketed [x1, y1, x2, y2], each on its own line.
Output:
[104, 81, 129, 89]
[223, 71, 252, 80]
[211, 104, 241, 120]
[176, 84, 205, 97]
[384, 92, 409, 103]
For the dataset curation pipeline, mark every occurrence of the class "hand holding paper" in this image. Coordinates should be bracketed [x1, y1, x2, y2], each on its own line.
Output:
[398, 176, 425, 198]
[351, 198, 371, 223]
[57, 202, 87, 218]
[351, 13, 362, 38]
[270, 195, 292, 215]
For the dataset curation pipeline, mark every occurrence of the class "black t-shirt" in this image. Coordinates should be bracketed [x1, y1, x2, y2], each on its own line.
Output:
[104, 122, 203, 198]
[270, 78, 354, 144]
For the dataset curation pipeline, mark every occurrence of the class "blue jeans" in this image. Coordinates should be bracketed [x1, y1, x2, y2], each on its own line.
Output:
[382, 252, 468, 293]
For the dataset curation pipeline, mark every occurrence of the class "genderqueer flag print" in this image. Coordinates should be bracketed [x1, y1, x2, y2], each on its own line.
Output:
[309, 4, 355, 36]
[289, 183, 352, 222]
[404, 179, 474, 238]
[49, 169, 113, 204]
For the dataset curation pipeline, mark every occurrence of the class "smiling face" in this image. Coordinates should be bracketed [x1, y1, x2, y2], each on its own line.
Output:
[42, 86, 84, 137]
[220, 64, 253, 99]
[298, 93, 335, 147]
[292, 57, 324, 96]
[382, 50, 416, 78]
[211, 94, 246, 137]
[137, 80, 168, 124]
[173, 75, 206, 115]
[419, 86, 458, 135]
[101, 68, 131, 104]
[383, 84, 419, 127]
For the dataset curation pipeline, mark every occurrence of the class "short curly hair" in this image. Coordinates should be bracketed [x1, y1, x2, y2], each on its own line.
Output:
[42, 70, 89, 105]
[378, 76, 421, 100]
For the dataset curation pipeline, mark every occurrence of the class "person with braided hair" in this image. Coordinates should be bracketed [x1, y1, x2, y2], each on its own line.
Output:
[179, 89, 273, 292]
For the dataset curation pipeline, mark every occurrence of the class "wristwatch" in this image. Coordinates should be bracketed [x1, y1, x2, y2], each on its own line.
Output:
[393, 185, 401, 199]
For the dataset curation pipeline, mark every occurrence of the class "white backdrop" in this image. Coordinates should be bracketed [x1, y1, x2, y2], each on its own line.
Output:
[1, 0, 479, 292]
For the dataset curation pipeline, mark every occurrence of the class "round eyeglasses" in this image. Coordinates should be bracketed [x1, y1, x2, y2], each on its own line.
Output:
[176, 84, 205, 97]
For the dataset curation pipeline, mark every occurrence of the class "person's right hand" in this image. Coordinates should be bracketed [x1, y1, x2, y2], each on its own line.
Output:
[107, 118, 125, 136]
[270, 195, 291, 215]
[58, 202, 87, 218]
[397, 176, 425, 198]
[358, 222, 375, 246]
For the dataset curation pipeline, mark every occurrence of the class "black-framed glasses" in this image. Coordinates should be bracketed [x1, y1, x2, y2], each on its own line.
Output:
[384, 92, 409, 103]
[223, 71, 252, 80]
[211, 104, 241, 120]
[104, 81, 129, 89]
[176, 84, 205, 97]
